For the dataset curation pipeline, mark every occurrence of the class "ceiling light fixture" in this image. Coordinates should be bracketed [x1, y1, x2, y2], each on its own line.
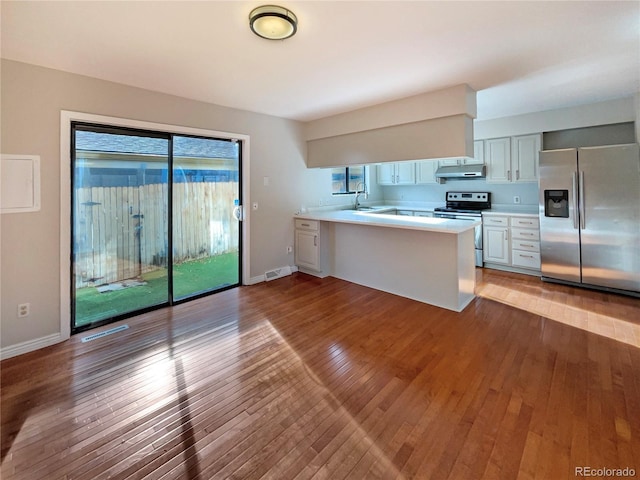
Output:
[249, 5, 297, 40]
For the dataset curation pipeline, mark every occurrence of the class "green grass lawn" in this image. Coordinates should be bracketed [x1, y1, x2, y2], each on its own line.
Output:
[75, 252, 239, 327]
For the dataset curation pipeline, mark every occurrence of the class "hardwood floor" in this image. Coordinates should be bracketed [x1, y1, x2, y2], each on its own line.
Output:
[2, 269, 639, 479]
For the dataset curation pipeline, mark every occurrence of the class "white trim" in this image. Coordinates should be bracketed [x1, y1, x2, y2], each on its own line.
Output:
[60, 111, 251, 344]
[1, 333, 63, 360]
[247, 275, 266, 285]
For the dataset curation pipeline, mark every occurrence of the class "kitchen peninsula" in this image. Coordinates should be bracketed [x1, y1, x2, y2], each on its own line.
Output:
[294, 209, 479, 312]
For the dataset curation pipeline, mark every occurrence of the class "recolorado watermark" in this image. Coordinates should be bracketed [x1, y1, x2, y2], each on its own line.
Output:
[575, 466, 636, 477]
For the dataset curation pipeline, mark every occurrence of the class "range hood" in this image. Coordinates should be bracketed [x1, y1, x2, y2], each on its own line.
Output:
[435, 163, 486, 180]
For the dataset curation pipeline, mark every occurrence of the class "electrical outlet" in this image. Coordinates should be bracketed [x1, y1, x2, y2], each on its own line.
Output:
[513, 196, 521, 204]
[252, 202, 258, 210]
[18, 303, 30, 318]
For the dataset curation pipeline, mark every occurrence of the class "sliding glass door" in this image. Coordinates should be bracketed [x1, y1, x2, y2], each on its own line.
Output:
[172, 136, 240, 300]
[71, 124, 241, 333]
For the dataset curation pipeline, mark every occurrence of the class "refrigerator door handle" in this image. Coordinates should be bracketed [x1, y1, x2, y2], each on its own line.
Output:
[572, 172, 579, 229]
[579, 171, 586, 229]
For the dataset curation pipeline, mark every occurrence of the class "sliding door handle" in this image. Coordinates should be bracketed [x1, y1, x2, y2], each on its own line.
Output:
[232, 205, 244, 221]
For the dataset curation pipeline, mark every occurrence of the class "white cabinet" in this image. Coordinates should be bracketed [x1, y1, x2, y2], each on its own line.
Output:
[485, 138, 512, 183]
[437, 142, 484, 167]
[413, 211, 434, 218]
[483, 214, 541, 273]
[510, 216, 540, 270]
[511, 134, 541, 183]
[415, 160, 439, 184]
[486, 134, 541, 184]
[295, 219, 320, 272]
[377, 163, 396, 185]
[483, 216, 510, 264]
[473, 140, 485, 165]
[439, 158, 461, 166]
[377, 162, 416, 185]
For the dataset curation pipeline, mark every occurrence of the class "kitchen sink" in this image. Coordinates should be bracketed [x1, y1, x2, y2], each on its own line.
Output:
[349, 206, 393, 213]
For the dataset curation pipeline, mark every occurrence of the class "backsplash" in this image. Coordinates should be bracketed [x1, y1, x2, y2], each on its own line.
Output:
[381, 179, 539, 206]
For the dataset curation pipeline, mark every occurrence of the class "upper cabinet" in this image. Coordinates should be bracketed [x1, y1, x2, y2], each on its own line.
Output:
[377, 162, 416, 185]
[415, 160, 439, 184]
[512, 134, 541, 182]
[437, 141, 485, 167]
[473, 139, 485, 165]
[486, 134, 541, 183]
[485, 137, 511, 183]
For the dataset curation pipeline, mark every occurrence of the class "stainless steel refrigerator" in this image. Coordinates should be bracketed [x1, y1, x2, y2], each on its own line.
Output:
[538, 143, 640, 295]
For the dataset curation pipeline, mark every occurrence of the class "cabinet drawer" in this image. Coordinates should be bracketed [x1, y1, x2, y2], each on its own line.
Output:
[511, 216, 539, 228]
[295, 219, 319, 231]
[414, 211, 434, 217]
[511, 227, 540, 240]
[512, 239, 540, 252]
[483, 216, 508, 226]
[512, 250, 541, 269]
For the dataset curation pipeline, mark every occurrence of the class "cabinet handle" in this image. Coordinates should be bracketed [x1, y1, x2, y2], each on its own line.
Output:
[516, 169, 520, 180]
[521, 243, 534, 248]
[520, 254, 534, 259]
[301, 223, 310, 227]
[314, 235, 317, 247]
[504, 230, 508, 240]
[507, 170, 511, 181]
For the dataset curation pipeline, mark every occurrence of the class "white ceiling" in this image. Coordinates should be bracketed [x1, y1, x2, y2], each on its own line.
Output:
[1, 1, 638, 122]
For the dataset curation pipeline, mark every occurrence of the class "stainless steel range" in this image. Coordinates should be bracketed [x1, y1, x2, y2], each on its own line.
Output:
[434, 192, 491, 267]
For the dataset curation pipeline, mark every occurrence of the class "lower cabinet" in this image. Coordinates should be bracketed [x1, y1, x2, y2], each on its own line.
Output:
[294, 218, 330, 276]
[483, 216, 510, 264]
[483, 214, 540, 274]
[510, 216, 541, 270]
[295, 230, 319, 271]
[413, 211, 434, 218]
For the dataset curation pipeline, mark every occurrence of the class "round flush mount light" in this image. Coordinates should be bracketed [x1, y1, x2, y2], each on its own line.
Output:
[249, 5, 297, 40]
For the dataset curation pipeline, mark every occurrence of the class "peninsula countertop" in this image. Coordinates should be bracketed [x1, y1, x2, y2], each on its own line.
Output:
[295, 208, 479, 234]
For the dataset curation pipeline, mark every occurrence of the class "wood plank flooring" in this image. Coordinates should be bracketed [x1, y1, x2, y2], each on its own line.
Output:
[2, 269, 639, 479]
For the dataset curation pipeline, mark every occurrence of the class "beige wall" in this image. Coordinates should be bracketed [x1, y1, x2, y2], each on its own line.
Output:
[474, 96, 637, 140]
[0, 59, 365, 353]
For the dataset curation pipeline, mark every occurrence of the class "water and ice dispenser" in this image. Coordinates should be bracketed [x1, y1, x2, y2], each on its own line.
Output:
[544, 190, 569, 218]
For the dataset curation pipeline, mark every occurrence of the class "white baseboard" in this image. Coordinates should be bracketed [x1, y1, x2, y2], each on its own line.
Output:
[482, 264, 541, 277]
[247, 275, 266, 285]
[1, 332, 64, 360]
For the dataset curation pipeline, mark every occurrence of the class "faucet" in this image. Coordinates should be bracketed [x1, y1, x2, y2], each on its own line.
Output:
[354, 181, 367, 209]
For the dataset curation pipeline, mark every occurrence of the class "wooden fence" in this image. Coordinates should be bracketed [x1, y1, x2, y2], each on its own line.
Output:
[74, 182, 239, 288]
